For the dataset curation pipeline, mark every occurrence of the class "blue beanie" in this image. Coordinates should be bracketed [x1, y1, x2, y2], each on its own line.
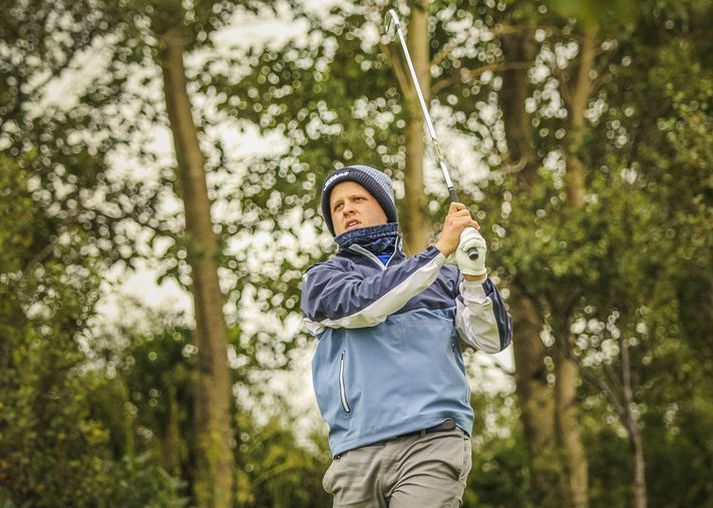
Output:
[320, 165, 398, 236]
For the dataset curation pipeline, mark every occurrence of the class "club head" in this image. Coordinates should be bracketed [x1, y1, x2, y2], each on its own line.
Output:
[384, 9, 401, 36]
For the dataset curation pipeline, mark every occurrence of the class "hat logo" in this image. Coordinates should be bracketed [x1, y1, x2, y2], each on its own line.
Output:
[323, 171, 350, 190]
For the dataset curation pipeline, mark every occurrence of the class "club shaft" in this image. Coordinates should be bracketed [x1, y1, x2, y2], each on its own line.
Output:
[389, 11, 457, 199]
[387, 10, 479, 260]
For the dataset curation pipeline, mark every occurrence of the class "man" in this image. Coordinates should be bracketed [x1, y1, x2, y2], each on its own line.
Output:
[301, 164, 512, 507]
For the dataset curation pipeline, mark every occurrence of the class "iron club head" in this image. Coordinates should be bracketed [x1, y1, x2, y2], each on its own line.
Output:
[384, 9, 401, 36]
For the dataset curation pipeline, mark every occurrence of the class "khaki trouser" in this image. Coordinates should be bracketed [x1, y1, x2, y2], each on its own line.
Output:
[322, 427, 472, 507]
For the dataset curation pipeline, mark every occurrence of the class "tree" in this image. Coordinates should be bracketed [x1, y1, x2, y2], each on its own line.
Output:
[148, 3, 235, 503]
[493, 2, 710, 506]
[575, 8, 712, 504]
[0, 154, 184, 506]
[385, 0, 434, 253]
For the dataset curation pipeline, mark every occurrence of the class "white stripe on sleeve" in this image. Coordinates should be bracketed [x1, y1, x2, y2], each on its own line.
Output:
[455, 279, 502, 353]
[305, 252, 447, 332]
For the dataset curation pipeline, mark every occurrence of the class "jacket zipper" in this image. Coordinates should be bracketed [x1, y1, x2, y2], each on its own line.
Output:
[451, 340, 471, 403]
[349, 244, 385, 270]
[385, 237, 401, 267]
[339, 351, 351, 413]
[348, 237, 401, 270]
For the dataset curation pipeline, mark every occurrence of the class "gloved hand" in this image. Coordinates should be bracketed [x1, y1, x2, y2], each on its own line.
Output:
[455, 227, 487, 277]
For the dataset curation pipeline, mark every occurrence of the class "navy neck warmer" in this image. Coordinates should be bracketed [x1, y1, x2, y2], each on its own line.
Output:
[335, 223, 400, 255]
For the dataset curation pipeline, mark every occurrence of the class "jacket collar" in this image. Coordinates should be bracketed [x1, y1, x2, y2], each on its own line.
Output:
[334, 222, 401, 256]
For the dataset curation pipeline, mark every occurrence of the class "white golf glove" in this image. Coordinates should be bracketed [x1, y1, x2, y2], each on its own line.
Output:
[455, 227, 487, 277]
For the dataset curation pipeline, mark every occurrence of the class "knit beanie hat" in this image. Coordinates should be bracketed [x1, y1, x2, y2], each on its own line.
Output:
[320, 164, 398, 236]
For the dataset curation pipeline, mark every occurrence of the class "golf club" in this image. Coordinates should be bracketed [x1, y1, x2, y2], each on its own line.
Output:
[384, 9, 481, 261]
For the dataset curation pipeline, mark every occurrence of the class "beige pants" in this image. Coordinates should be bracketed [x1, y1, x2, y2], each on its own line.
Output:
[322, 427, 472, 507]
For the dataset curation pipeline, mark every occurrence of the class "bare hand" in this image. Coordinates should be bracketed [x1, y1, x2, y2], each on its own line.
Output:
[434, 202, 480, 257]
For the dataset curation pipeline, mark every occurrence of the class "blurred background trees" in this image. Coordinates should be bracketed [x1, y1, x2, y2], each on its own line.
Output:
[0, 0, 710, 506]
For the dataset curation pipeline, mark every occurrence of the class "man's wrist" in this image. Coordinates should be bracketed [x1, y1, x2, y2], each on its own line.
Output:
[434, 240, 453, 257]
[463, 271, 487, 283]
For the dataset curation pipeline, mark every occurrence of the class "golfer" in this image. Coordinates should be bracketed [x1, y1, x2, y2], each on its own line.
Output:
[301, 164, 512, 507]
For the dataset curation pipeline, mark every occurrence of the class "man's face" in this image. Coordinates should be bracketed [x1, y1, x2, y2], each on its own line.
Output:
[329, 180, 388, 235]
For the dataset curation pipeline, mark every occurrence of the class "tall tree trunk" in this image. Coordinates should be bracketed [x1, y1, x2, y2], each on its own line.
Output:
[500, 33, 538, 190]
[402, 0, 431, 254]
[551, 24, 600, 508]
[621, 336, 647, 508]
[553, 317, 589, 508]
[500, 31, 564, 505]
[159, 27, 234, 508]
[510, 293, 563, 506]
[564, 23, 597, 210]
[160, 385, 181, 476]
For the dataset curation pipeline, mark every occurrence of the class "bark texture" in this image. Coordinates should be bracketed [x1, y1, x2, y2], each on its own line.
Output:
[159, 27, 234, 508]
[552, 24, 600, 508]
[500, 31, 564, 506]
[553, 319, 589, 508]
[500, 34, 538, 189]
[402, 0, 432, 254]
[510, 293, 562, 506]
[621, 337, 647, 508]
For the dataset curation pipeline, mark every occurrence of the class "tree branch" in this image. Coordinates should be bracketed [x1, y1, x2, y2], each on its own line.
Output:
[577, 359, 626, 419]
[431, 24, 523, 68]
[0, 26, 100, 136]
[431, 61, 531, 96]
[569, 23, 598, 130]
[379, 42, 413, 101]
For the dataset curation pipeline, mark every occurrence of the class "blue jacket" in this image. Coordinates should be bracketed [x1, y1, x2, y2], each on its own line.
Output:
[301, 224, 512, 455]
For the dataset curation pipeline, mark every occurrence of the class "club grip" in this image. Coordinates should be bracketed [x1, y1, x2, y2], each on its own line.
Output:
[461, 227, 480, 260]
[451, 190, 478, 259]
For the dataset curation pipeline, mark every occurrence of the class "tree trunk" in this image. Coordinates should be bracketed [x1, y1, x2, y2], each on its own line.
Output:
[160, 384, 181, 476]
[564, 23, 597, 210]
[621, 336, 647, 508]
[554, 320, 589, 508]
[500, 31, 564, 505]
[629, 418, 647, 508]
[551, 24, 600, 508]
[510, 293, 563, 506]
[499, 33, 538, 190]
[159, 27, 234, 508]
[402, 0, 431, 254]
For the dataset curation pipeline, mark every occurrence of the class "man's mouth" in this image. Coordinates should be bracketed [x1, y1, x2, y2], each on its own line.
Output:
[344, 219, 360, 230]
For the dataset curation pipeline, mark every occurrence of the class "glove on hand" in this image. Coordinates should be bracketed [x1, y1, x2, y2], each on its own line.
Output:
[455, 227, 487, 276]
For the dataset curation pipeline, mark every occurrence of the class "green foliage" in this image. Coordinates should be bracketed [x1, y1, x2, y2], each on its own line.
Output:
[544, 0, 638, 27]
[0, 0, 163, 271]
[0, 156, 184, 506]
[584, 424, 631, 507]
[465, 389, 531, 507]
[87, 305, 196, 482]
[1, 0, 711, 505]
[99, 454, 188, 508]
[0, 155, 104, 505]
[236, 412, 331, 507]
